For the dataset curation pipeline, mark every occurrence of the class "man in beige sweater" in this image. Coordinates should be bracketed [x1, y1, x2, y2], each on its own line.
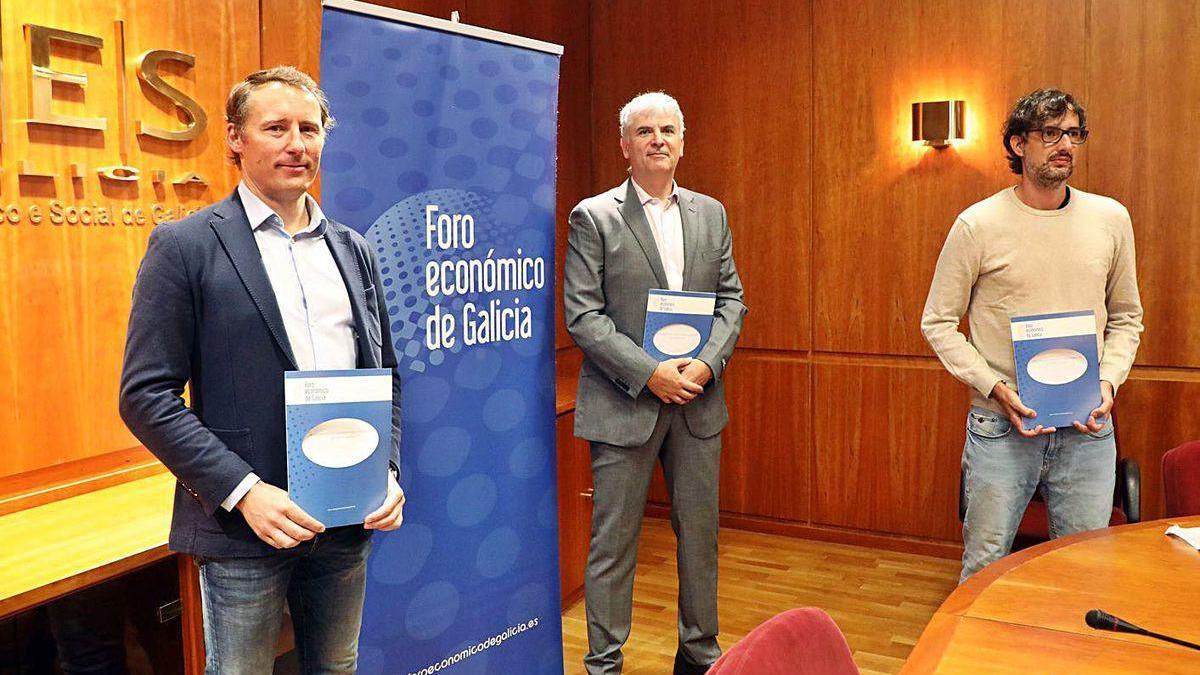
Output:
[921, 89, 1143, 582]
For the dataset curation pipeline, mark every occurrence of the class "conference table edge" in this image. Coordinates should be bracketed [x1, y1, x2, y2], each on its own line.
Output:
[902, 517, 1200, 672]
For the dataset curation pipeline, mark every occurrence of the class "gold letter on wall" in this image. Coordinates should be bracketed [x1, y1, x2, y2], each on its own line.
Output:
[135, 50, 207, 141]
[26, 25, 106, 130]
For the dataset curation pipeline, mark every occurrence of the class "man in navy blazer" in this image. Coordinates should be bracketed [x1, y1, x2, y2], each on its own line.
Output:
[119, 66, 403, 674]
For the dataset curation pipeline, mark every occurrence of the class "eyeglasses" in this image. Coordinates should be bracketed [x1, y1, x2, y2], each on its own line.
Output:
[1029, 126, 1089, 145]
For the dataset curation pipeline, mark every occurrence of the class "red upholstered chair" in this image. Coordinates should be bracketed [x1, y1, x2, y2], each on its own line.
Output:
[1163, 440, 1200, 517]
[708, 608, 859, 675]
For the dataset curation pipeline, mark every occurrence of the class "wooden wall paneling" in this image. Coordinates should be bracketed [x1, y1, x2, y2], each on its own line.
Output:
[811, 0, 1086, 356]
[589, 0, 812, 351]
[119, 0, 253, 199]
[994, 0, 1094, 193]
[1111, 374, 1200, 522]
[260, 0, 322, 74]
[719, 354, 810, 521]
[556, 345, 582, 399]
[556, 410, 592, 605]
[811, 360, 967, 541]
[1087, 0, 1200, 368]
[0, 0, 255, 482]
[0, 3, 128, 477]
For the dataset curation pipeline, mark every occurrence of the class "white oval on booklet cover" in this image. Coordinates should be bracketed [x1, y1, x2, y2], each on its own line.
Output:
[302, 417, 380, 468]
[653, 323, 702, 356]
[1026, 348, 1088, 385]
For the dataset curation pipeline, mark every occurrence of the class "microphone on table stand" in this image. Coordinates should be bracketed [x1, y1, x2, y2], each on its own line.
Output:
[1085, 609, 1200, 652]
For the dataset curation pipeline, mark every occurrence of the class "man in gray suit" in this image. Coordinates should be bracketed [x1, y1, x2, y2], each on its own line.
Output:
[565, 92, 747, 675]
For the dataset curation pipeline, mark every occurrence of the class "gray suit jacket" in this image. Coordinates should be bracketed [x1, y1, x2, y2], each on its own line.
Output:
[564, 179, 747, 447]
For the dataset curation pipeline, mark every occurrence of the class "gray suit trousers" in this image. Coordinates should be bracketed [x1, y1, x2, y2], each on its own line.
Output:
[583, 405, 721, 675]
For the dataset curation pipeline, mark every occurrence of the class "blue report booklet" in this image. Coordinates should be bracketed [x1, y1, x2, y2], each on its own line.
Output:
[1010, 310, 1101, 431]
[642, 289, 716, 361]
[284, 368, 392, 527]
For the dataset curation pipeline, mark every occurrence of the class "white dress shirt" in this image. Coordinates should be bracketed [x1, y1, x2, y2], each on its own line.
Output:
[632, 179, 685, 291]
[221, 182, 357, 511]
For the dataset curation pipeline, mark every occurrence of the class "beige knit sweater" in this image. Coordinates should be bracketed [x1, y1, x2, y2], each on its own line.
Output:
[921, 186, 1144, 413]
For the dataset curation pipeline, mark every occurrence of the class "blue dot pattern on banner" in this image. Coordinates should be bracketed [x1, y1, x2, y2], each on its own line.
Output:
[406, 581, 461, 640]
[320, 8, 564, 673]
[476, 527, 521, 579]
[370, 522, 433, 585]
[418, 426, 471, 477]
[509, 436, 548, 479]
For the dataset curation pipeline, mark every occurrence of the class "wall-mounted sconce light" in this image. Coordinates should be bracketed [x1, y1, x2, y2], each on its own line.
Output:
[912, 100, 965, 147]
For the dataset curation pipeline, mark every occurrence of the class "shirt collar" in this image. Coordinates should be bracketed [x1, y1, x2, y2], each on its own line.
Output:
[237, 181, 328, 237]
[631, 178, 679, 207]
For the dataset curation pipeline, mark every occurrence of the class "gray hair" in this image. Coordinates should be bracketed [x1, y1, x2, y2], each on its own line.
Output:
[225, 65, 335, 166]
[618, 92, 685, 137]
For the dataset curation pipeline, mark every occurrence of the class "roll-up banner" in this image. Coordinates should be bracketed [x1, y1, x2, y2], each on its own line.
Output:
[319, 2, 563, 673]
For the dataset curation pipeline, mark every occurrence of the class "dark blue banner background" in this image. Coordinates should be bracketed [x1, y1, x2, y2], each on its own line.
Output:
[320, 7, 562, 674]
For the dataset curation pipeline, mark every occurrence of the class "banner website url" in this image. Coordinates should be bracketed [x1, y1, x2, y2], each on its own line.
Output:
[409, 616, 542, 675]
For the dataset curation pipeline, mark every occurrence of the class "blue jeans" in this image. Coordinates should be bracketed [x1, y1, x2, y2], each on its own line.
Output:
[196, 527, 372, 674]
[960, 406, 1115, 582]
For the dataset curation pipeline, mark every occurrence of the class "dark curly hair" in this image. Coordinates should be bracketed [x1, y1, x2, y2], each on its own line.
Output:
[1002, 89, 1087, 175]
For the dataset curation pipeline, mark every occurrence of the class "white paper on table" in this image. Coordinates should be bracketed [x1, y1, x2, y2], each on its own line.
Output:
[1165, 524, 1200, 551]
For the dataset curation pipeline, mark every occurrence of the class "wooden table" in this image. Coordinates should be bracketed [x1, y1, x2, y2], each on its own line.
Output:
[903, 517, 1200, 673]
[0, 471, 206, 672]
[0, 471, 175, 617]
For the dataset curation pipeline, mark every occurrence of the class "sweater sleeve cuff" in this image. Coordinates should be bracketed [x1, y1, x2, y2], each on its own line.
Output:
[1098, 365, 1129, 394]
[972, 374, 1004, 400]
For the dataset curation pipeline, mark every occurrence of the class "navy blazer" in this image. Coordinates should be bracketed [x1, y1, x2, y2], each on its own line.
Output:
[119, 190, 402, 557]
